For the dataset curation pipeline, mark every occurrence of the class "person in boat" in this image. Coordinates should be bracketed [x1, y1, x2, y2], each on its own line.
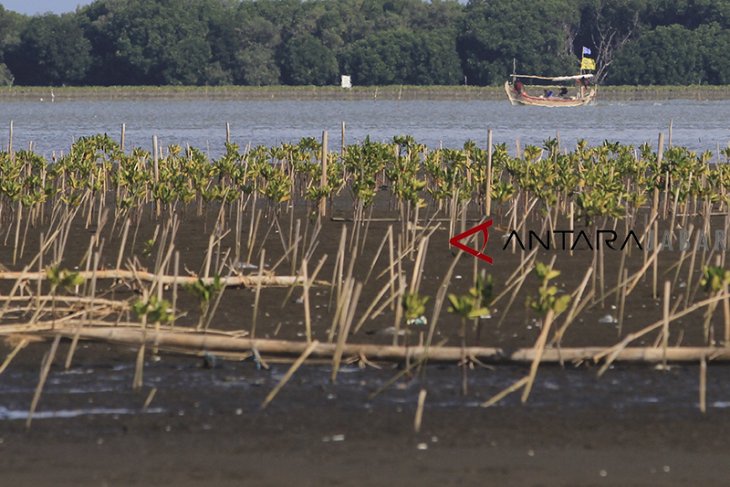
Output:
[543, 89, 553, 98]
[576, 76, 590, 97]
[559, 86, 568, 97]
[514, 80, 525, 94]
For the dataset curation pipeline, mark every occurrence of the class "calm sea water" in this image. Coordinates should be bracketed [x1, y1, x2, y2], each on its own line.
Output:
[1, 97, 728, 159]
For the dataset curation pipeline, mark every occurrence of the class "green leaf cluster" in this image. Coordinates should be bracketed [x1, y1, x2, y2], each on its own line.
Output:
[527, 262, 571, 316]
[700, 266, 730, 293]
[132, 295, 173, 325]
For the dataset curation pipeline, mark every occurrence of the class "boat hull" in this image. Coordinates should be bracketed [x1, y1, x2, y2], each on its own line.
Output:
[504, 81, 596, 107]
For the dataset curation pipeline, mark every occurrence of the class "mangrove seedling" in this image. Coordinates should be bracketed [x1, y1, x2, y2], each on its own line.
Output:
[402, 291, 429, 327]
[522, 261, 571, 403]
[448, 286, 490, 395]
[185, 275, 223, 330]
[46, 265, 84, 329]
[700, 265, 730, 343]
[132, 295, 173, 326]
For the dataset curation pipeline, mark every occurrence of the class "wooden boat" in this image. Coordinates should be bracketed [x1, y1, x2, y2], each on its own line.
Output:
[505, 74, 596, 107]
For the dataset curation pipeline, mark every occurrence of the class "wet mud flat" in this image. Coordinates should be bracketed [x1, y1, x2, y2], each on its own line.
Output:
[2, 204, 730, 486]
[3, 343, 730, 487]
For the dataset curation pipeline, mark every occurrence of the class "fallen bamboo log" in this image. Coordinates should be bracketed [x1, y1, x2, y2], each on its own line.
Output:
[0, 269, 326, 287]
[0, 295, 131, 308]
[7, 326, 730, 364]
[0, 320, 248, 336]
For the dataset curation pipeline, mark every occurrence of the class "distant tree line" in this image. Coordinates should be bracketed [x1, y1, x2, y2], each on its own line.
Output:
[0, 0, 728, 87]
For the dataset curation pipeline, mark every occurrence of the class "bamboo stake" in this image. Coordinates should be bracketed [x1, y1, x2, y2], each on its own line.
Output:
[652, 220, 659, 299]
[486, 128, 493, 216]
[332, 282, 362, 382]
[319, 130, 328, 217]
[521, 309, 555, 403]
[553, 266, 593, 350]
[12, 203, 22, 265]
[132, 286, 150, 391]
[363, 225, 392, 285]
[251, 249, 266, 339]
[0, 338, 28, 375]
[261, 340, 319, 409]
[352, 273, 401, 333]
[36, 233, 44, 312]
[8, 119, 13, 156]
[662, 280, 670, 369]
[618, 268, 628, 337]
[26, 335, 61, 429]
[341, 121, 346, 156]
[482, 377, 529, 408]
[302, 258, 312, 343]
[153, 135, 160, 217]
[414, 388, 427, 433]
[172, 251, 179, 329]
[724, 282, 730, 345]
[698, 355, 707, 413]
[143, 388, 157, 410]
[650, 133, 664, 224]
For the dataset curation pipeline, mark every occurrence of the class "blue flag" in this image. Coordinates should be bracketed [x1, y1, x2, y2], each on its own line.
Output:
[582, 47, 592, 56]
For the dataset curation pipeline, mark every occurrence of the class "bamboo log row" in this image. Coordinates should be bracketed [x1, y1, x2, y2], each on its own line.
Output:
[0, 269, 326, 287]
[9, 326, 730, 364]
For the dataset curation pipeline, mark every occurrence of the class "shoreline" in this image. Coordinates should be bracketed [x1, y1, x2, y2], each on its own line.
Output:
[1, 85, 729, 101]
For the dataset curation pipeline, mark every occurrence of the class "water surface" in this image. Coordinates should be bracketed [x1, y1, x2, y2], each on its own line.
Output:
[1, 98, 728, 158]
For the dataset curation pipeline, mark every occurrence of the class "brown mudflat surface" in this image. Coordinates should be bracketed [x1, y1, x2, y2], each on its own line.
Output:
[2, 194, 730, 486]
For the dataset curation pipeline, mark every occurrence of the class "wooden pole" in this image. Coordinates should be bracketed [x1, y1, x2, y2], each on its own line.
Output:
[152, 135, 159, 182]
[341, 121, 346, 157]
[414, 388, 427, 433]
[120, 123, 126, 152]
[486, 128, 493, 216]
[650, 133, 664, 223]
[662, 280, 670, 369]
[700, 355, 707, 413]
[319, 130, 328, 217]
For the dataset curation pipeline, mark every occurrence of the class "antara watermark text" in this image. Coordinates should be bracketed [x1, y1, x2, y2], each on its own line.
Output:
[502, 229, 727, 252]
[503, 229, 642, 251]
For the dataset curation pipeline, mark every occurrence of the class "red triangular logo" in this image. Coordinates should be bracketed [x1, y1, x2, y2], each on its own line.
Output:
[449, 219, 493, 264]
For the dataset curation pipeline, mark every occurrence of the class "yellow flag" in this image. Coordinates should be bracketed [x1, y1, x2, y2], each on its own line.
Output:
[581, 57, 596, 70]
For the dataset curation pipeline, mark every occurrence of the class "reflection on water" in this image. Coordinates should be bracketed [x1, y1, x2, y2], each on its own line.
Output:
[0, 406, 164, 421]
[1, 98, 728, 159]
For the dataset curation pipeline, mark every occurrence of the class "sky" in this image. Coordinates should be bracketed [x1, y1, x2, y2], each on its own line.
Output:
[1, 1, 93, 15]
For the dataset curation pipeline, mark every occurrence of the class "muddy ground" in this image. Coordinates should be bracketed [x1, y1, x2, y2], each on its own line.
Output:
[2, 193, 730, 485]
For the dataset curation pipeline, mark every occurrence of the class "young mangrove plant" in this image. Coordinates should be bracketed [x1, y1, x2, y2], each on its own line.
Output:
[185, 275, 223, 331]
[46, 265, 84, 328]
[700, 265, 730, 344]
[448, 282, 490, 395]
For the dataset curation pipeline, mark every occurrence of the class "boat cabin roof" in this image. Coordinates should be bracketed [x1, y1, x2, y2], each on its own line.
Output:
[510, 74, 594, 82]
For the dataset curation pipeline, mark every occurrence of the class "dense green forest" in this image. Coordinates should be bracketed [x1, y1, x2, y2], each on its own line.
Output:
[0, 0, 727, 87]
